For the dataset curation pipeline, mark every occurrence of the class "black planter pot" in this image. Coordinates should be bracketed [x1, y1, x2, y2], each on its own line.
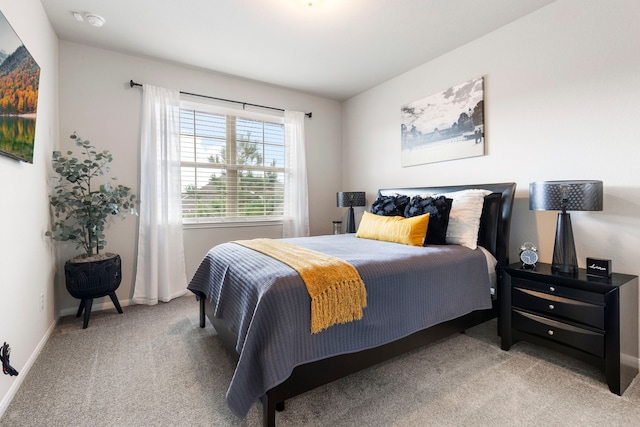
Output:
[64, 253, 123, 329]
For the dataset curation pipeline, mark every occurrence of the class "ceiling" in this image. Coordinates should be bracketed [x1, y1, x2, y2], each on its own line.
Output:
[40, 0, 555, 101]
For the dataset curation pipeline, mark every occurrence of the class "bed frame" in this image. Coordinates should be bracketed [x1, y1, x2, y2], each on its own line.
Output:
[199, 182, 516, 426]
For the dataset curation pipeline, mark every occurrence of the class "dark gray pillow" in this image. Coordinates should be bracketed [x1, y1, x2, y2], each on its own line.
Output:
[404, 195, 453, 245]
[370, 194, 410, 217]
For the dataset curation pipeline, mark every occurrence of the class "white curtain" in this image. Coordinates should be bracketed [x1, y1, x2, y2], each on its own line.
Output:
[133, 84, 188, 305]
[283, 111, 309, 237]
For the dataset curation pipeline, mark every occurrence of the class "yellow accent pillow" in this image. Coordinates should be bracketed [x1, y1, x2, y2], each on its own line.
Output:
[356, 211, 430, 246]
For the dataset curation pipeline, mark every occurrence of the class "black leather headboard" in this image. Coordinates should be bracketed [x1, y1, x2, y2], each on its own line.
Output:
[377, 183, 516, 266]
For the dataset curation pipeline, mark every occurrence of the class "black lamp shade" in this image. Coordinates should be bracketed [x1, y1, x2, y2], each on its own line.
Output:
[337, 191, 366, 233]
[336, 192, 366, 208]
[529, 180, 603, 212]
[529, 180, 603, 275]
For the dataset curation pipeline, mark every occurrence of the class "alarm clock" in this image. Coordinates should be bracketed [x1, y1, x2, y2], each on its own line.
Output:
[519, 242, 538, 268]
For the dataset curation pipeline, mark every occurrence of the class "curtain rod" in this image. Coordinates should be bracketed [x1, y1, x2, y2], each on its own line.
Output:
[129, 80, 312, 118]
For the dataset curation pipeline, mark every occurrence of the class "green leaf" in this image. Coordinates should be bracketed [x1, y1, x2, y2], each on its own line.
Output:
[45, 132, 138, 255]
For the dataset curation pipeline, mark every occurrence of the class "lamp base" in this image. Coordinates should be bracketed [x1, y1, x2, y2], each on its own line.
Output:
[346, 207, 356, 233]
[552, 212, 578, 275]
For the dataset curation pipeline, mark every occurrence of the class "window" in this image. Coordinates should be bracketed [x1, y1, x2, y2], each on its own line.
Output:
[180, 103, 285, 224]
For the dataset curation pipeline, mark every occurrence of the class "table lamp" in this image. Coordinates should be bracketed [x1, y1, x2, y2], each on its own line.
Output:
[337, 191, 366, 233]
[529, 180, 603, 275]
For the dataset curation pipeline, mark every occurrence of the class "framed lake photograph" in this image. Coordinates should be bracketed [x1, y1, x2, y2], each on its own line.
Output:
[0, 9, 40, 164]
[401, 77, 484, 167]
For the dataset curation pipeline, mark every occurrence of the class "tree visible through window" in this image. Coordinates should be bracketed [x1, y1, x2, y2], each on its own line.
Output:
[180, 107, 285, 223]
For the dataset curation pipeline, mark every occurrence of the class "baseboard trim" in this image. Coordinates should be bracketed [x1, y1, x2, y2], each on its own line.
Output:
[58, 298, 133, 318]
[0, 319, 57, 419]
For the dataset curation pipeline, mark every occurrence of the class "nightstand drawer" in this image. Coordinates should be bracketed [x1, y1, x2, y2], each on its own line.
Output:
[513, 287, 604, 329]
[501, 263, 639, 396]
[512, 277, 604, 305]
[512, 309, 604, 358]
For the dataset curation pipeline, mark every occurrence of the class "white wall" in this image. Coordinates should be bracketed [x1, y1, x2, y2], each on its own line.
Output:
[343, 0, 640, 277]
[57, 41, 343, 314]
[0, 0, 58, 416]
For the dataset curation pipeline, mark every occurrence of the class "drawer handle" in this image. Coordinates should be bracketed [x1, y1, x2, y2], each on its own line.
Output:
[548, 330, 554, 336]
[548, 304, 555, 310]
[549, 286, 555, 292]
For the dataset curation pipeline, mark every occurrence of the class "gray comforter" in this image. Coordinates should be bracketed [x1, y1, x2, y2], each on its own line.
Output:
[187, 234, 493, 417]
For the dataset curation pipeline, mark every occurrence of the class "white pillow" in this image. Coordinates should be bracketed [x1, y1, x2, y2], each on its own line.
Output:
[435, 189, 491, 250]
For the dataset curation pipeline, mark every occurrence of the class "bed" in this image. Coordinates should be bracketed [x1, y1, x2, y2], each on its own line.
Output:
[188, 182, 516, 426]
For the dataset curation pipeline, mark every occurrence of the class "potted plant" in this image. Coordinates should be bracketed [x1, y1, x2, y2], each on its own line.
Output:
[46, 132, 137, 328]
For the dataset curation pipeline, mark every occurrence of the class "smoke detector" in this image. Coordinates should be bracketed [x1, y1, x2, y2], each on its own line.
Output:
[85, 13, 106, 27]
[72, 11, 106, 27]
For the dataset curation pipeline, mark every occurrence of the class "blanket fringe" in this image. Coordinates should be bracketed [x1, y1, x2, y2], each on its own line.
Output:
[233, 239, 367, 333]
[311, 279, 368, 334]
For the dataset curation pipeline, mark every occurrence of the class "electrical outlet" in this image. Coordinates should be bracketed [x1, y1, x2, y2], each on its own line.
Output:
[40, 294, 44, 311]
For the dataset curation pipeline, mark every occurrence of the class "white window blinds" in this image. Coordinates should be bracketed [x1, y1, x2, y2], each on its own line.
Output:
[180, 105, 285, 224]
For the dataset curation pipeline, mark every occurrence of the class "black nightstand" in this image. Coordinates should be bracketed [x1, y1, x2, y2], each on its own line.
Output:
[499, 262, 638, 395]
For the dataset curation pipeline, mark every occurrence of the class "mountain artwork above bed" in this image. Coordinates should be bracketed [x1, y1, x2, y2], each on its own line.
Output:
[401, 76, 484, 167]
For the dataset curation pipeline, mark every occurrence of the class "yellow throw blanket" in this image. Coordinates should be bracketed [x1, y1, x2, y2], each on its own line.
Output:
[233, 238, 367, 334]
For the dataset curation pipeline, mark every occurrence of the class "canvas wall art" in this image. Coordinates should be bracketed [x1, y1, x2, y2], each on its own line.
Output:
[401, 76, 484, 167]
[0, 9, 40, 164]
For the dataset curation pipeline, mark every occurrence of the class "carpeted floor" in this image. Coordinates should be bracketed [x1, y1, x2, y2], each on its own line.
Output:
[1, 295, 639, 426]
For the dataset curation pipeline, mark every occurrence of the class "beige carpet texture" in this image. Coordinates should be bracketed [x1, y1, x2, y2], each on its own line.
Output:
[1, 295, 639, 426]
